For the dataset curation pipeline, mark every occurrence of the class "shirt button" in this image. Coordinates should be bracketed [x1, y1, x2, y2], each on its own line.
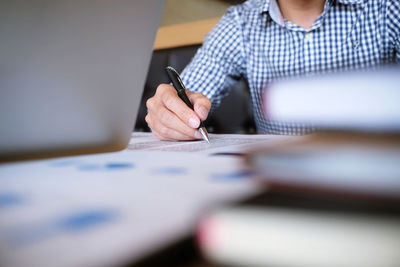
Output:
[304, 32, 313, 42]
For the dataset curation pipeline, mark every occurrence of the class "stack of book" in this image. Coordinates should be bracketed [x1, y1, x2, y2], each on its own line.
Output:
[197, 66, 400, 267]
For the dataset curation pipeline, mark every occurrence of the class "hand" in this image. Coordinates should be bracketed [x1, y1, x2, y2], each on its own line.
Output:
[145, 83, 211, 141]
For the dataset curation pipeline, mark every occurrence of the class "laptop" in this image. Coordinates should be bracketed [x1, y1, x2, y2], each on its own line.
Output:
[0, 0, 165, 160]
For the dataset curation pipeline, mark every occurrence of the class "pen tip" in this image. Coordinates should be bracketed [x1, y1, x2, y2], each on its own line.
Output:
[199, 127, 210, 143]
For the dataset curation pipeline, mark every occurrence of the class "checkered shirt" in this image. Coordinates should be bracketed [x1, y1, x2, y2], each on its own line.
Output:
[180, 0, 400, 135]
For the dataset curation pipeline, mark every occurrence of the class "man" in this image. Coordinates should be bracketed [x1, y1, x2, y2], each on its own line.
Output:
[145, 0, 400, 141]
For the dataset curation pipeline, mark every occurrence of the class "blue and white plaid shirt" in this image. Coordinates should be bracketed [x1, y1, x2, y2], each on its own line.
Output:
[181, 0, 400, 135]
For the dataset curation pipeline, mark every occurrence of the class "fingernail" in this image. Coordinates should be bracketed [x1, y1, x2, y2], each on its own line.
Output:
[188, 116, 200, 128]
[194, 131, 202, 139]
[199, 106, 208, 119]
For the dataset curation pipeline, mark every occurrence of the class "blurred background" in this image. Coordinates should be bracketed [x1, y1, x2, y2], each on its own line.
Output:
[160, 0, 237, 26]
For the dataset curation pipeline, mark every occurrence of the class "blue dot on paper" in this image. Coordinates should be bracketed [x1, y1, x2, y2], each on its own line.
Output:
[57, 210, 116, 231]
[0, 193, 24, 207]
[105, 163, 134, 170]
[211, 170, 255, 181]
[77, 162, 134, 171]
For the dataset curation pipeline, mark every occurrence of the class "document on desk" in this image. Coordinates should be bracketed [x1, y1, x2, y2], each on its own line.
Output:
[0, 135, 277, 267]
[128, 132, 292, 154]
[0, 133, 300, 267]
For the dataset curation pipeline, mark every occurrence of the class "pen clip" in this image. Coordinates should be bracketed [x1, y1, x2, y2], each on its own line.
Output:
[166, 66, 186, 91]
[176, 74, 186, 90]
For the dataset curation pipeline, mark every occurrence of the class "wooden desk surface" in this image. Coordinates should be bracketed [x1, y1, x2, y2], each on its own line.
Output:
[153, 17, 220, 50]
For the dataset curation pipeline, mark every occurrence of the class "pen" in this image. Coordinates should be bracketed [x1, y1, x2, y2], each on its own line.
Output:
[165, 66, 210, 143]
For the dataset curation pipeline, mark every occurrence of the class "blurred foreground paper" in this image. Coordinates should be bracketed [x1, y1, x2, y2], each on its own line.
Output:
[0, 148, 260, 267]
[264, 66, 400, 132]
[198, 206, 400, 267]
[246, 132, 400, 201]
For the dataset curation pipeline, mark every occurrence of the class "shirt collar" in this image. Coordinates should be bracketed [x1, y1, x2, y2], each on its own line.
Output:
[259, 0, 362, 15]
[259, 0, 283, 26]
[336, 0, 363, 4]
[258, 0, 362, 27]
[259, 0, 271, 14]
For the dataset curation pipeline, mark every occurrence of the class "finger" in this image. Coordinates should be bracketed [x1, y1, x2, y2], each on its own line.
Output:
[146, 113, 199, 141]
[147, 85, 201, 141]
[158, 87, 200, 128]
[154, 126, 201, 141]
[187, 91, 212, 121]
[152, 105, 200, 138]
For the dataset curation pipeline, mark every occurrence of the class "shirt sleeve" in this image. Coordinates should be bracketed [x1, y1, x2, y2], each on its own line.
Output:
[180, 6, 246, 111]
[386, 0, 400, 62]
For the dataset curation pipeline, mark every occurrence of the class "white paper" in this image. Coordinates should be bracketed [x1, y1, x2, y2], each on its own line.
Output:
[0, 133, 282, 267]
[128, 132, 292, 154]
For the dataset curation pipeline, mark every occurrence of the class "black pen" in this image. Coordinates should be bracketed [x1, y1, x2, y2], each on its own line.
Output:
[165, 66, 210, 143]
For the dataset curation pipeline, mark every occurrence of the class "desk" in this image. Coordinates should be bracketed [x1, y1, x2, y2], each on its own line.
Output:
[0, 132, 291, 267]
